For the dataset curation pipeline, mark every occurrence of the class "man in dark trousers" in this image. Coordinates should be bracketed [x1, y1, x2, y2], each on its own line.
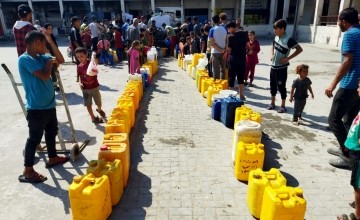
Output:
[226, 21, 248, 100]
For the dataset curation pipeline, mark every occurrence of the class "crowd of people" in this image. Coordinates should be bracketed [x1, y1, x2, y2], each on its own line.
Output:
[10, 3, 360, 219]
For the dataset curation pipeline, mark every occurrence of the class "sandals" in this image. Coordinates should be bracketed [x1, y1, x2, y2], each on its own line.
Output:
[18, 171, 47, 183]
[277, 107, 287, 113]
[266, 104, 275, 110]
[96, 109, 106, 118]
[92, 116, 104, 124]
[337, 213, 360, 220]
[45, 156, 70, 168]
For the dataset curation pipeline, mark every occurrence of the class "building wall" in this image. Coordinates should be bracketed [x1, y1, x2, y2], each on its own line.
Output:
[301, 0, 315, 25]
[314, 25, 339, 45]
[328, 0, 340, 15]
[183, 0, 208, 8]
[157, 0, 182, 7]
[296, 25, 315, 42]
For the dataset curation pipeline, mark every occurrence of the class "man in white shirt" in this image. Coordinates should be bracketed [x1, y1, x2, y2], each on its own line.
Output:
[209, 14, 227, 79]
[84, 15, 105, 51]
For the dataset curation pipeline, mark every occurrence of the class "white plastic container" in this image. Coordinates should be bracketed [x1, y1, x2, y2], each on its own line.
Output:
[211, 94, 225, 102]
[150, 46, 157, 60]
[198, 57, 209, 67]
[220, 90, 238, 97]
[191, 66, 197, 79]
[147, 51, 155, 61]
[128, 73, 143, 83]
[232, 120, 262, 164]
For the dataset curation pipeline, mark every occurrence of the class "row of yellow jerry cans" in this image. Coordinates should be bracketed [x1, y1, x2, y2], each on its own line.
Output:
[178, 54, 229, 80]
[232, 106, 307, 219]
[69, 71, 151, 219]
[69, 134, 131, 220]
[232, 105, 263, 181]
[247, 168, 307, 220]
[232, 105, 262, 163]
[178, 53, 205, 69]
[106, 80, 144, 134]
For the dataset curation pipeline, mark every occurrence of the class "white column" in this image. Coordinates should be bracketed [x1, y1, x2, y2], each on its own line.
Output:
[269, 0, 276, 24]
[0, 2, 6, 35]
[338, 0, 351, 11]
[181, 0, 184, 22]
[89, 0, 94, 12]
[241, 0, 245, 27]
[120, 0, 125, 21]
[151, 0, 155, 14]
[59, 0, 64, 19]
[211, 0, 215, 18]
[283, 0, 290, 20]
[296, 0, 305, 24]
[27, 0, 34, 24]
[312, 0, 324, 43]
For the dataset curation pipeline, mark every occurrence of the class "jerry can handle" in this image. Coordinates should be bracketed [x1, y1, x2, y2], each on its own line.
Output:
[277, 192, 290, 200]
[265, 174, 277, 180]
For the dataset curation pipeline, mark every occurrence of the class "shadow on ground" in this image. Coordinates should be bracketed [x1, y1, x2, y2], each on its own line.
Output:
[109, 59, 174, 219]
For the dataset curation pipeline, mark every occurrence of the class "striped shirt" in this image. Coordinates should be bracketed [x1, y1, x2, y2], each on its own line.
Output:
[340, 25, 360, 89]
[272, 33, 298, 69]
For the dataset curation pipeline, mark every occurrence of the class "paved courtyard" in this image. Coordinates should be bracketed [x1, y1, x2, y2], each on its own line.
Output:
[0, 37, 355, 220]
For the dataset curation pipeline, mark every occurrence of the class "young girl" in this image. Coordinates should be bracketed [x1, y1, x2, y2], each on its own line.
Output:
[127, 40, 141, 74]
[289, 64, 314, 125]
[245, 31, 260, 87]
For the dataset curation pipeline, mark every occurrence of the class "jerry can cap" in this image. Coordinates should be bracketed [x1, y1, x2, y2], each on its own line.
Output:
[89, 160, 98, 167]
[73, 175, 83, 183]
[100, 145, 109, 151]
[104, 134, 110, 140]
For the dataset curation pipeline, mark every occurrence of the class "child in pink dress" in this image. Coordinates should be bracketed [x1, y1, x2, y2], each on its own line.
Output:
[245, 31, 260, 87]
[128, 40, 141, 74]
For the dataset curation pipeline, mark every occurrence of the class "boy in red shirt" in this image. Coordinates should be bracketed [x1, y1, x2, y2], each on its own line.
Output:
[75, 47, 106, 123]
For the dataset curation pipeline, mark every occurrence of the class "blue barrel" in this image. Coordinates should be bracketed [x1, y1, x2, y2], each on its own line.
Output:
[141, 73, 146, 89]
[220, 96, 244, 128]
[142, 73, 149, 87]
[211, 99, 222, 121]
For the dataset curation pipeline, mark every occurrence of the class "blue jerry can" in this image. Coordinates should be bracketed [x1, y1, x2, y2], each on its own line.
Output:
[220, 96, 244, 128]
[211, 99, 222, 121]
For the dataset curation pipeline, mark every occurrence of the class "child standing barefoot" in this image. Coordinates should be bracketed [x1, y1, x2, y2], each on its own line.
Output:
[75, 47, 106, 123]
[289, 64, 314, 125]
[244, 31, 260, 87]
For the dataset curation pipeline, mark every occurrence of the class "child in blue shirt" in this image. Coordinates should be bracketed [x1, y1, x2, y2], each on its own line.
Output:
[18, 30, 68, 184]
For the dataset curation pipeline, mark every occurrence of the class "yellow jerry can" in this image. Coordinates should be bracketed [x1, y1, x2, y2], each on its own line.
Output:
[69, 173, 112, 220]
[246, 168, 287, 218]
[86, 159, 123, 206]
[201, 78, 215, 97]
[98, 143, 130, 188]
[117, 99, 135, 126]
[260, 186, 307, 220]
[234, 142, 265, 181]
[207, 85, 222, 107]
[103, 133, 129, 147]
[105, 119, 130, 134]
